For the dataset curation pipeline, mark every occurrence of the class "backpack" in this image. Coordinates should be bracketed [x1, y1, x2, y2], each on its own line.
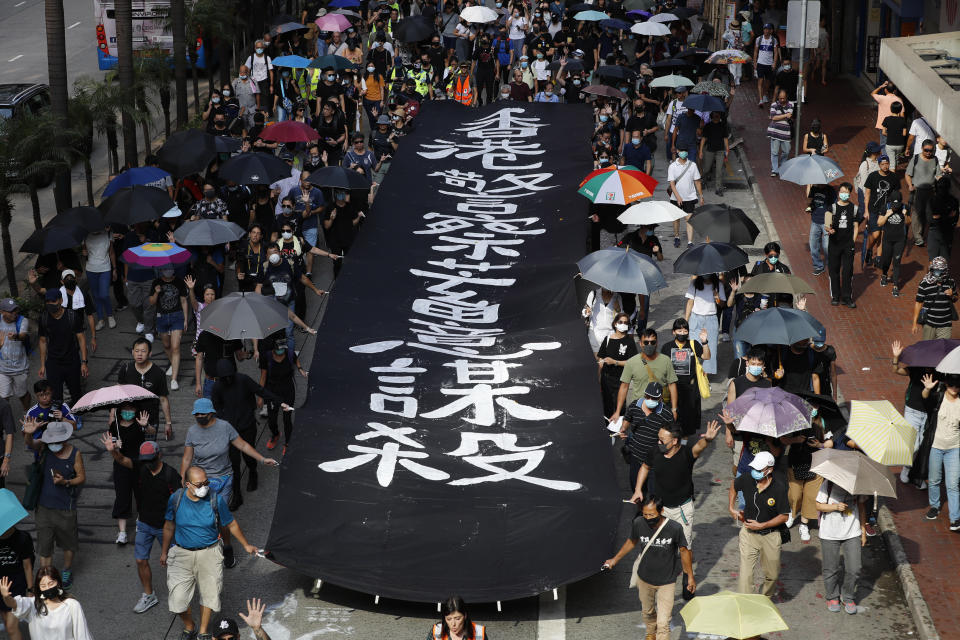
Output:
[3, 316, 34, 357]
[170, 488, 221, 533]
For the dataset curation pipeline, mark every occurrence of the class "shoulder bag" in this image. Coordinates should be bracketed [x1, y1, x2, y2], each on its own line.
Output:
[22, 448, 47, 511]
[628, 517, 669, 589]
[690, 340, 711, 399]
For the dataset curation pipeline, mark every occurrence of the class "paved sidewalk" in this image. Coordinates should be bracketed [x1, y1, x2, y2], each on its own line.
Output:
[735, 74, 957, 637]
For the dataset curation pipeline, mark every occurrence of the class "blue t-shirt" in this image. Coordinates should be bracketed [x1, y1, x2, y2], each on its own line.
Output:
[165, 489, 235, 549]
[623, 142, 652, 170]
[287, 186, 325, 232]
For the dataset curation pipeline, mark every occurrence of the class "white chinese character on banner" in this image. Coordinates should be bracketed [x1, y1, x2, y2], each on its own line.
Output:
[418, 139, 544, 170]
[446, 433, 580, 491]
[415, 213, 546, 236]
[427, 169, 487, 193]
[443, 360, 518, 384]
[411, 298, 500, 323]
[433, 233, 524, 260]
[421, 383, 562, 425]
[456, 108, 545, 138]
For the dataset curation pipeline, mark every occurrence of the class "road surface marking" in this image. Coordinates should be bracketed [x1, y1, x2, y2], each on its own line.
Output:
[537, 587, 565, 640]
[8, 55, 22, 62]
[68, 21, 82, 29]
[14, 2, 25, 7]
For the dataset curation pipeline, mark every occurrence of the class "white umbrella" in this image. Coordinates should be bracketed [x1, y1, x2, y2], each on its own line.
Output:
[937, 345, 960, 374]
[649, 73, 694, 88]
[631, 21, 671, 36]
[649, 12, 678, 23]
[618, 200, 688, 226]
[460, 5, 498, 22]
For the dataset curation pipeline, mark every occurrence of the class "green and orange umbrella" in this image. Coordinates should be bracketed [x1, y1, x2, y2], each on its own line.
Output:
[577, 165, 658, 206]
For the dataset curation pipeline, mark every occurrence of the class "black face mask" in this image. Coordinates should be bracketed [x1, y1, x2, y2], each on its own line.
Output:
[40, 587, 62, 600]
[643, 516, 660, 528]
[657, 442, 669, 454]
[63, 278, 76, 290]
[195, 414, 213, 426]
[46, 303, 61, 313]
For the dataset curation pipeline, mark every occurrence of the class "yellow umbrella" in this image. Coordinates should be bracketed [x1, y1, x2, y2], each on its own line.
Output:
[845, 400, 916, 466]
[680, 591, 788, 639]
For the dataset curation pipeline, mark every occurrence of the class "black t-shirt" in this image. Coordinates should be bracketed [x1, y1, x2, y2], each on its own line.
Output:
[575, 35, 598, 67]
[325, 202, 361, 249]
[829, 202, 862, 245]
[882, 115, 907, 145]
[316, 82, 343, 105]
[259, 351, 296, 392]
[622, 230, 662, 257]
[195, 332, 242, 379]
[39, 309, 83, 362]
[472, 45, 497, 75]
[647, 441, 697, 507]
[702, 121, 728, 152]
[263, 262, 296, 305]
[252, 201, 276, 237]
[151, 278, 188, 315]
[734, 474, 790, 531]
[812, 345, 837, 397]
[880, 202, 908, 241]
[117, 361, 167, 427]
[628, 516, 687, 585]
[109, 419, 146, 461]
[137, 463, 182, 529]
[0, 529, 34, 580]
[863, 170, 901, 217]
[732, 374, 772, 398]
[662, 339, 704, 382]
[905, 368, 929, 412]
[777, 347, 814, 394]
[808, 184, 835, 224]
[597, 335, 638, 380]
[774, 69, 799, 99]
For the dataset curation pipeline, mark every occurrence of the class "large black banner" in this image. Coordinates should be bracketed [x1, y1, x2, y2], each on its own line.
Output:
[267, 102, 621, 603]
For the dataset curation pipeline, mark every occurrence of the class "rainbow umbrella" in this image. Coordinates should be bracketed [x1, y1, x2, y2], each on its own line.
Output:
[121, 242, 192, 268]
[578, 166, 658, 205]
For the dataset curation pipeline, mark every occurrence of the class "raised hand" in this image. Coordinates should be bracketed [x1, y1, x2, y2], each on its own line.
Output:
[891, 340, 902, 359]
[922, 373, 937, 390]
[136, 411, 150, 427]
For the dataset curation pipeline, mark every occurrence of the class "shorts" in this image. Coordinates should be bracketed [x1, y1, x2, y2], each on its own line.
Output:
[166, 543, 224, 613]
[0, 372, 28, 399]
[156, 310, 185, 335]
[35, 505, 79, 556]
[209, 474, 233, 504]
[756, 63, 773, 80]
[302, 227, 319, 249]
[134, 520, 164, 560]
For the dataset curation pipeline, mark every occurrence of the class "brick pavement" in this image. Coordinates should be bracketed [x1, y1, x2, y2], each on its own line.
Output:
[734, 73, 959, 636]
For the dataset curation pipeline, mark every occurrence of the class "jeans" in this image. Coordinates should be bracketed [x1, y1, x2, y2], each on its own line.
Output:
[928, 447, 960, 522]
[821, 536, 861, 602]
[87, 270, 112, 320]
[902, 405, 928, 475]
[809, 222, 828, 271]
[276, 105, 289, 122]
[688, 312, 718, 374]
[770, 139, 790, 173]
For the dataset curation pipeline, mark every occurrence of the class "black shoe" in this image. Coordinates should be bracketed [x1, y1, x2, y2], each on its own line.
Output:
[115, 303, 128, 312]
[926, 507, 940, 520]
[844, 299, 857, 308]
[247, 472, 258, 493]
[831, 298, 840, 306]
[813, 268, 824, 276]
[865, 250, 873, 264]
[880, 274, 888, 287]
[892, 287, 901, 297]
[673, 236, 681, 248]
[223, 546, 237, 569]
[951, 521, 960, 532]
[228, 492, 243, 511]
[873, 255, 881, 268]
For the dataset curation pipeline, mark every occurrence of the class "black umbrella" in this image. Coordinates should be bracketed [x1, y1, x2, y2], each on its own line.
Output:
[794, 390, 841, 416]
[173, 219, 246, 246]
[733, 307, 824, 346]
[214, 136, 242, 154]
[20, 225, 88, 255]
[157, 130, 218, 178]
[673, 241, 749, 275]
[47, 206, 104, 233]
[673, 47, 712, 62]
[595, 65, 637, 80]
[271, 21, 309, 36]
[219, 153, 291, 186]
[653, 58, 694, 69]
[99, 185, 178, 226]
[199, 291, 290, 340]
[306, 166, 371, 190]
[689, 204, 760, 244]
[569, 2, 593, 12]
[548, 59, 585, 73]
[670, 6, 699, 18]
[394, 16, 436, 43]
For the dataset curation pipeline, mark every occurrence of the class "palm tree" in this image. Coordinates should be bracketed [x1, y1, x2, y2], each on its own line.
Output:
[0, 120, 28, 296]
[172, 0, 188, 126]
[10, 112, 77, 229]
[44, 0, 71, 212]
[136, 49, 173, 138]
[114, 0, 138, 166]
[184, 0, 237, 116]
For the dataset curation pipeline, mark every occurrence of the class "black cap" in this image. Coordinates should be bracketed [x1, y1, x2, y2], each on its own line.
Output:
[214, 618, 240, 638]
[644, 382, 663, 399]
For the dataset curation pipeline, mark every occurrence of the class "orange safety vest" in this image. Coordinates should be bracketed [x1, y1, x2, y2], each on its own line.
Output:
[431, 622, 486, 640]
[454, 74, 473, 105]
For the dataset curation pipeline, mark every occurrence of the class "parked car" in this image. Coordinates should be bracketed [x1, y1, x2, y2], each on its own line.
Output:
[0, 84, 56, 187]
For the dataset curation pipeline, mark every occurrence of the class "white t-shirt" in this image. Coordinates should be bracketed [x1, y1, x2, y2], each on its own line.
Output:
[936, 146, 950, 169]
[685, 281, 725, 316]
[245, 53, 273, 82]
[756, 34, 777, 66]
[816, 483, 862, 541]
[667, 159, 701, 202]
[508, 15, 527, 39]
[585, 288, 623, 346]
[909, 117, 936, 157]
[14, 596, 94, 640]
[532, 59, 549, 81]
[84, 230, 112, 273]
[666, 98, 686, 132]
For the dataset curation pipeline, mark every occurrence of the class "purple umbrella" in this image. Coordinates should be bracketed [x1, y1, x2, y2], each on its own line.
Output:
[627, 9, 651, 18]
[726, 387, 811, 438]
[899, 339, 960, 368]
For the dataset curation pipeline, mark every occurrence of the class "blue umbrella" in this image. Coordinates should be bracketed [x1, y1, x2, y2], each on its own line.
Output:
[775, 154, 844, 185]
[601, 18, 631, 30]
[307, 54, 358, 71]
[574, 10, 610, 21]
[102, 166, 171, 199]
[272, 55, 313, 69]
[733, 307, 824, 346]
[682, 93, 727, 113]
[576, 246, 667, 295]
[0, 489, 27, 535]
[330, 0, 361, 6]
[626, 9, 651, 18]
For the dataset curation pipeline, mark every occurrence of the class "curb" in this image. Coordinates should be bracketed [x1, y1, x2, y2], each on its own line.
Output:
[736, 138, 940, 640]
[877, 506, 941, 640]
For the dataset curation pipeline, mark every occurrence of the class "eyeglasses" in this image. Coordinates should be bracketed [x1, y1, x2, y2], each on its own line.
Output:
[189, 480, 210, 488]
[923, 148, 935, 153]
[641, 340, 657, 345]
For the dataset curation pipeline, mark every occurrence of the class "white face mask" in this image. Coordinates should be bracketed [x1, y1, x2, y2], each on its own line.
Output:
[47, 443, 64, 453]
[615, 323, 629, 332]
[281, 231, 293, 240]
[269, 253, 281, 265]
[192, 484, 210, 498]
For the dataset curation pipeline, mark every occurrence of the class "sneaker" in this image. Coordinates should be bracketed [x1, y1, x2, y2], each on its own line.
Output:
[951, 521, 960, 532]
[864, 250, 872, 264]
[166, 366, 173, 376]
[107, 316, 117, 329]
[915, 239, 925, 247]
[95, 319, 105, 331]
[831, 298, 840, 306]
[144, 333, 155, 343]
[844, 600, 857, 614]
[687, 242, 694, 248]
[844, 299, 857, 309]
[178, 630, 197, 640]
[864, 522, 878, 537]
[135, 322, 145, 333]
[926, 507, 940, 520]
[799, 523, 810, 541]
[900, 467, 911, 484]
[719, 332, 731, 343]
[785, 512, 795, 528]
[880, 274, 888, 287]
[170, 379, 179, 391]
[115, 303, 128, 312]
[813, 268, 824, 276]
[267, 435, 280, 450]
[116, 530, 128, 545]
[223, 546, 237, 569]
[770, 171, 777, 177]
[827, 599, 841, 612]
[892, 287, 900, 298]
[61, 570, 73, 589]
[133, 592, 159, 613]
[673, 236, 681, 248]
[758, 99, 764, 107]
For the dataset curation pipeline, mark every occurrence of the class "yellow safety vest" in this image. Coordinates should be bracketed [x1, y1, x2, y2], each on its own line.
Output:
[410, 69, 430, 95]
[296, 69, 321, 101]
[431, 623, 486, 640]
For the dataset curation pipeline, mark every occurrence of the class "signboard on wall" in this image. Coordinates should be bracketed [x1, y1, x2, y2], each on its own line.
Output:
[787, 0, 821, 48]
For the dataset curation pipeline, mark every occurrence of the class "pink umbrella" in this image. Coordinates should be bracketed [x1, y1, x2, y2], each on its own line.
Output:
[259, 120, 320, 143]
[315, 13, 351, 32]
[71, 384, 158, 413]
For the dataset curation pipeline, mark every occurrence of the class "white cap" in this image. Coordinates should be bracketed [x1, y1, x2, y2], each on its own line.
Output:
[749, 451, 775, 471]
[60, 269, 76, 279]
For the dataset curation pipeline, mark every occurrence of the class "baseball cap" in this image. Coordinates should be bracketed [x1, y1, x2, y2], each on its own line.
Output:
[44, 289, 62, 302]
[814, 327, 826, 343]
[865, 141, 881, 154]
[644, 381, 663, 399]
[214, 618, 240, 639]
[0, 298, 18, 312]
[878, 154, 890, 163]
[763, 22, 773, 29]
[61, 269, 76, 279]
[572, 48, 585, 57]
[138, 441, 159, 461]
[279, 150, 294, 162]
[749, 451, 775, 471]
[192, 398, 215, 415]
[316, 8, 327, 17]
[376, 115, 391, 125]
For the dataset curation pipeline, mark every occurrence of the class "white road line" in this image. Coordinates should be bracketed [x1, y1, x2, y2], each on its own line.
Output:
[537, 587, 566, 640]
[68, 21, 81, 29]
[14, 1, 25, 6]
[8, 55, 22, 62]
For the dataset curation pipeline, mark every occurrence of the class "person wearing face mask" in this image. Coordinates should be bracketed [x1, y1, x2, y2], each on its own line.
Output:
[596, 313, 639, 420]
[272, 67, 300, 122]
[914, 374, 960, 532]
[617, 382, 676, 492]
[243, 41, 274, 113]
[876, 191, 908, 298]
[100, 402, 150, 547]
[492, 27, 514, 85]
[315, 100, 348, 166]
[149, 268, 189, 391]
[54, 269, 97, 355]
[728, 451, 789, 596]
[232, 66, 259, 131]
[622, 129, 653, 175]
[663, 318, 711, 437]
[611, 329, 679, 425]
[778, 402, 829, 542]
[533, 80, 559, 103]
[667, 147, 704, 249]
[37, 289, 88, 410]
[190, 183, 229, 221]
[160, 465, 259, 640]
[0, 490, 33, 640]
[202, 90, 226, 127]
[20, 419, 85, 589]
[723, 345, 773, 463]
[772, 57, 798, 102]
[912, 256, 958, 339]
[2, 566, 92, 640]
[602, 495, 695, 640]
[259, 336, 307, 455]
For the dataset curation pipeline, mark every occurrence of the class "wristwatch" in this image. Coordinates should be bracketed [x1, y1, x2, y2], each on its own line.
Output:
[81, 359, 88, 364]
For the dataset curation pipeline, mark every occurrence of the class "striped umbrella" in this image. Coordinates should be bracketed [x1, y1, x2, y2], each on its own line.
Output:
[578, 166, 657, 205]
[121, 242, 192, 268]
[845, 400, 916, 466]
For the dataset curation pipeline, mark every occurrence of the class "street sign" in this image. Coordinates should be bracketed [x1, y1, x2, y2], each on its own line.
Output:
[786, 0, 820, 48]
